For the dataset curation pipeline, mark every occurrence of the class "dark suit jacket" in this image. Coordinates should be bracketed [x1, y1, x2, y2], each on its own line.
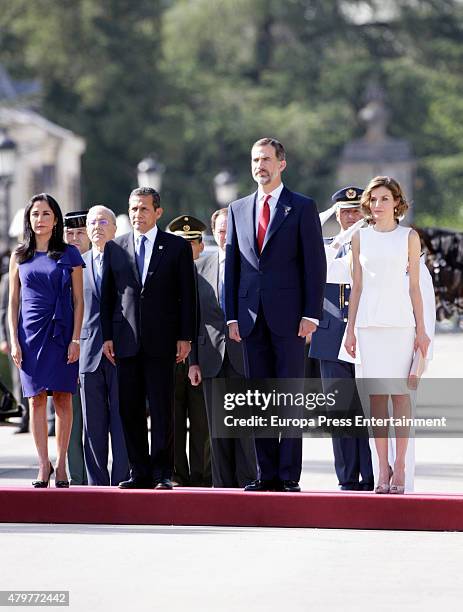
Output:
[100, 229, 196, 359]
[309, 239, 351, 362]
[80, 250, 105, 373]
[190, 252, 244, 378]
[225, 186, 326, 337]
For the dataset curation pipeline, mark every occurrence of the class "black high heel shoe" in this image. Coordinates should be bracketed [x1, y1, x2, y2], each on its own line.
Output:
[55, 480, 70, 488]
[55, 469, 70, 488]
[32, 463, 54, 488]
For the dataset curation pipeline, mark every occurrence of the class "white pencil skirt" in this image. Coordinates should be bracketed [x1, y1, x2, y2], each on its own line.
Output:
[356, 327, 415, 394]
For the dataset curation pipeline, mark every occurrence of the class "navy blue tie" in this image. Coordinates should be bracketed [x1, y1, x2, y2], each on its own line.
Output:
[95, 253, 103, 293]
[219, 260, 225, 312]
[136, 235, 147, 280]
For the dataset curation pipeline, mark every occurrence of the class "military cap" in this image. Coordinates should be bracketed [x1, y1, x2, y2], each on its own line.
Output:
[64, 210, 88, 229]
[331, 186, 364, 209]
[167, 215, 207, 241]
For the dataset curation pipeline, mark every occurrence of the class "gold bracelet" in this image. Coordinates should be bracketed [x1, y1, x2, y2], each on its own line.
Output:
[71, 339, 80, 345]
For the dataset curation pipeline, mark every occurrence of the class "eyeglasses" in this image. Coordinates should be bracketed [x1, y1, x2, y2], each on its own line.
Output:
[88, 219, 110, 227]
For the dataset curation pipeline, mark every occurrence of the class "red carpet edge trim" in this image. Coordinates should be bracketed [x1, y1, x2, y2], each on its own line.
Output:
[1, 487, 462, 531]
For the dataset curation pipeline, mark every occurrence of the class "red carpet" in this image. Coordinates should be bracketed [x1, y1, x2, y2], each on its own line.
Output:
[1, 487, 462, 531]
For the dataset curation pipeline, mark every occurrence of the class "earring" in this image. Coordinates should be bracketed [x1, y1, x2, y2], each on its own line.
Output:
[394, 207, 398, 214]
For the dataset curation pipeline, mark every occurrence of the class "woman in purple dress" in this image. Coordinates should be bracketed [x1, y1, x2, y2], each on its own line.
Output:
[8, 194, 84, 488]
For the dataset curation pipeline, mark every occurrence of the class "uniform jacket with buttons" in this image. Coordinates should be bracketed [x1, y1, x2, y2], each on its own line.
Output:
[309, 238, 351, 362]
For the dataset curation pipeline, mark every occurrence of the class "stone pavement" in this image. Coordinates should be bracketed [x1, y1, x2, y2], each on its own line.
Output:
[1, 523, 463, 612]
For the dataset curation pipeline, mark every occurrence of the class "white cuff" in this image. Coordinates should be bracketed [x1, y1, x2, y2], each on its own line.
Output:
[303, 317, 319, 326]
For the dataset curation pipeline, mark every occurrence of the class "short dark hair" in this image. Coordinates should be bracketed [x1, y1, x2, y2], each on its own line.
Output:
[211, 207, 228, 232]
[129, 187, 161, 209]
[252, 138, 286, 161]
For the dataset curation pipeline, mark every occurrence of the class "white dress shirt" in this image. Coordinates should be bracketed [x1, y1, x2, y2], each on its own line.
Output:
[255, 183, 284, 243]
[92, 247, 103, 265]
[134, 225, 158, 285]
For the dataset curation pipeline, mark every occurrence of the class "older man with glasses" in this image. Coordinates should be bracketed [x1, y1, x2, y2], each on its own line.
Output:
[78, 205, 129, 486]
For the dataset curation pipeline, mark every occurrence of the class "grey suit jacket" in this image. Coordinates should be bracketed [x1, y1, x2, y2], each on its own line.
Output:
[190, 252, 244, 378]
[79, 249, 104, 373]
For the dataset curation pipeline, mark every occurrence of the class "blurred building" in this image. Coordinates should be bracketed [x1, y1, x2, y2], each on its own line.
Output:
[320, 84, 416, 236]
[331, 82, 415, 235]
[0, 64, 85, 233]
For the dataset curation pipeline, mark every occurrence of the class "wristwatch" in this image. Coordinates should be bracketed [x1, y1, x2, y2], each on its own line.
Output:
[71, 339, 80, 345]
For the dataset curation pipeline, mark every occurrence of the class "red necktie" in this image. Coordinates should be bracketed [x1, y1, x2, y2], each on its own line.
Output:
[257, 195, 271, 254]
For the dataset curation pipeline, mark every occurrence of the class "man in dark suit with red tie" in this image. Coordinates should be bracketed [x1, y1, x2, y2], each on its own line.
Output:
[100, 187, 196, 490]
[225, 138, 326, 492]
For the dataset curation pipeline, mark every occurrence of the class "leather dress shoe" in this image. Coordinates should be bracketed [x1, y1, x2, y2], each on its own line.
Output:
[281, 480, 301, 492]
[339, 483, 359, 491]
[154, 478, 173, 490]
[118, 478, 153, 490]
[244, 479, 277, 492]
[358, 481, 374, 491]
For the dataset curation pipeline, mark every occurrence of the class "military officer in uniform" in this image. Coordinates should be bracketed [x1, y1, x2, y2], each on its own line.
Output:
[167, 215, 211, 487]
[310, 187, 374, 491]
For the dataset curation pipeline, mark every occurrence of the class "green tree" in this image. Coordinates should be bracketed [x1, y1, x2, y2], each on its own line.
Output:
[1, 0, 462, 227]
[1, 0, 165, 213]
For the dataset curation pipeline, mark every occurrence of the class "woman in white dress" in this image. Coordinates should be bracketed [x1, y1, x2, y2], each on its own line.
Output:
[344, 176, 430, 494]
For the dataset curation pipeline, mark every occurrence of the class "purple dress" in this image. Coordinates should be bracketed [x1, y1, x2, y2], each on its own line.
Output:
[18, 245, 85, 397]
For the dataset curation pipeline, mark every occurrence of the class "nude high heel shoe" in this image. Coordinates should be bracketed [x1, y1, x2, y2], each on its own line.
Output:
[390, 468, 405, 494]
[374, 465, 393, 495]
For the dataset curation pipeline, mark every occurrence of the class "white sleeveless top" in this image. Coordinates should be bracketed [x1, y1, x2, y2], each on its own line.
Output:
[356, 224, 415, 328]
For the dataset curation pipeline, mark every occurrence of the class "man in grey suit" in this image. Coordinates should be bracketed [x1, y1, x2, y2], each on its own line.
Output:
[189, 208, 257, 488]
[63, 211, 90, 485]
[79, 205, 129, 486]
[168, 214, 211, 487]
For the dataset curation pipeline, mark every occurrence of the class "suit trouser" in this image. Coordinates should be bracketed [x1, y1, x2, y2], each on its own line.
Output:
[202, 353, 258, 488]
[319, 359, 373, 488]
[174, 361, 211, 486]
[80, 356, 129, 486]
[68, 393, 88, 485]
[242, 308, 305, 482]
[117, 350, 175, 482]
